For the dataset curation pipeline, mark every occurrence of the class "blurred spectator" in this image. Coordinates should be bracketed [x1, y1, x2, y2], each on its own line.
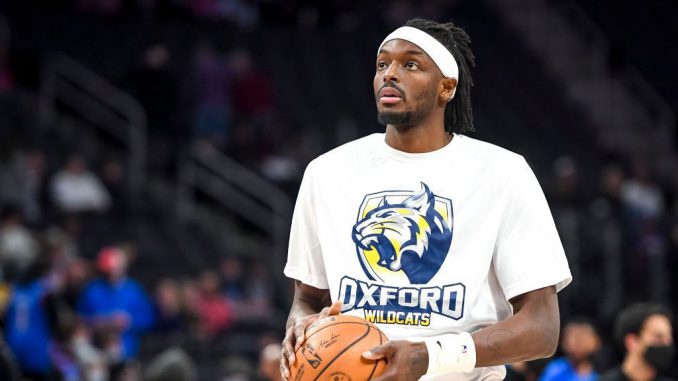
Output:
[50, 155, 112, 214]
[599, 303, 675, 381]
[245, 263, 275, 310]
[0, 144, 29, 211]
[196, 270, 234, 337]
[230, 49, 273, 119]
[549, 157, 585, 315]
[539, 317, 601, 381]
[3, 262, 54, 380]
[186, 0, 259, 27]
[240, 263, 284, 326]
[0, 146, 45, 224]
[220, 355, 254, 381]
[220, 257, 245, 302]
[77, 247, 155, 363]
[144, 347, 196, 381]
[258, 343, 281, 381]
[153, 278, 186, 333]
[188, 42, 233, 147]
[22, 149, 47, 224]
[621, 162, 665, 221]
[0, 205, 39, 280]
[588, 165, 627, 322]
[124, 43, 181, 172]
[100, 159, 126, 211]
[70, 322, 108, 381]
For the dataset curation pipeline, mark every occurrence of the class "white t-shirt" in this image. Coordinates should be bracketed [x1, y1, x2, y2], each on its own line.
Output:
[284, 133, 572, 381]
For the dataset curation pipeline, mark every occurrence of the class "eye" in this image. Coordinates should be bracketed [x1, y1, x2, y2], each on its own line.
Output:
[405, 62, 418, 70]
[377, 61, 387, 70]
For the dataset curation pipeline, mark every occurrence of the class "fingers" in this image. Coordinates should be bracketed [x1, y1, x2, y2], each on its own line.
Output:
[293, 315, 319, 352]
[327, 300, 342, 316]
[362, 342, 393, 360]
[281, 326, 295, 380]
[288, 303, 343, 364]
[279, 358, 289, 381]
[318, 301, 342, 319]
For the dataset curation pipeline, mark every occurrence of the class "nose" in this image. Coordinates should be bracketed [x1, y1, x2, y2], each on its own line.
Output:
[383, 62, 399, 83]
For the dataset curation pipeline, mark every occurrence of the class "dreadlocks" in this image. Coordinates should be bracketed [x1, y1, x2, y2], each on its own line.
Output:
[404, 18, 476, 134]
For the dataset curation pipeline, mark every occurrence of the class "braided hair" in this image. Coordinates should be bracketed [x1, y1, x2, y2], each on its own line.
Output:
[404, 18, 476, 133]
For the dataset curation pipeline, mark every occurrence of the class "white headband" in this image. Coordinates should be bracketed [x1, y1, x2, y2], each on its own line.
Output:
[378, 26, 459, 81]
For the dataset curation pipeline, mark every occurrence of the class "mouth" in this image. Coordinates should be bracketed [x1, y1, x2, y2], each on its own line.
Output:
[378, 87, 403, 105]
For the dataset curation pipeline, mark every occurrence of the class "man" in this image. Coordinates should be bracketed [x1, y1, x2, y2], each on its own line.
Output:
[599, 303, 675, 381]
[4, 262, 53, 380]
[539, 317, 601, 381]
[77, 246, 154, 363]
[281, 18, 572, 381]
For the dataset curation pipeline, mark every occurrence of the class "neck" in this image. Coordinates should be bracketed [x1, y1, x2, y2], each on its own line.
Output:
[384, 120, 451, 153]
[623, 355, 656, 381]
[572, 359, 593, 376]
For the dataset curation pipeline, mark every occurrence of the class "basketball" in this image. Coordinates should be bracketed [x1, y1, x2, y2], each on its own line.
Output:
[290, 315, 389, 381]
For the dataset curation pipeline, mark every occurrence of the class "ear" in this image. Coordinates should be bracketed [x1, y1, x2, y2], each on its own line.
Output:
[624, 333, 638, 354]
[440, 77, 457, 103]
[403, 183, 434, 213]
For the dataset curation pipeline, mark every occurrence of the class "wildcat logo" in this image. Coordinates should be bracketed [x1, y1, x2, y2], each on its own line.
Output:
[352, 183, 452, 284]
[342, 183, 464, 325]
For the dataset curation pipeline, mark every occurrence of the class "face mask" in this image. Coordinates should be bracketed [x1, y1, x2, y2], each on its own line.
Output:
[644, 344, 675, 372]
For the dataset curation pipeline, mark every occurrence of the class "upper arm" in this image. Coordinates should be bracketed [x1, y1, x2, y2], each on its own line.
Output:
[510, 286, 560, 354]
[284, 163, 329, 289]
[493, 158, 571, 300]
[510, 286, 559, 320]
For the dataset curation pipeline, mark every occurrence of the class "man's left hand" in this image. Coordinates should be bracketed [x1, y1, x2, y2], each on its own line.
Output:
[362, 340, 429, 381]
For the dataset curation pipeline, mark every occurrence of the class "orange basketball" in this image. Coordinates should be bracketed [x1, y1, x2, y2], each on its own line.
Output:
[290, 315, 388, 381]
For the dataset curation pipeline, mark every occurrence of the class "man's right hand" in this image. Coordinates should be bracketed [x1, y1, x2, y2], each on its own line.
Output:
[281, 301, 342, 381]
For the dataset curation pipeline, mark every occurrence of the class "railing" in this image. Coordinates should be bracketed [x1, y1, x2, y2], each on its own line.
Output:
[177, 141, 293, 269]
[491, 0, 676, 174]
[39, 54, 147, 196]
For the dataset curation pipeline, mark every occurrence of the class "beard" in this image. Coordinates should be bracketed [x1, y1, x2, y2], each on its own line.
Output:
[378, 110, 417, 125]
[376, 87, 437, 127]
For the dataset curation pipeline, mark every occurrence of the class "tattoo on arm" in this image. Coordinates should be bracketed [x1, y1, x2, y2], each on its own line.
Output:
[486, 329, 514, 355]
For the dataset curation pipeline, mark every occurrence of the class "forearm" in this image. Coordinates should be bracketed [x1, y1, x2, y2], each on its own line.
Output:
[471, 286, 560, 366]
[285, 280, 331, 329]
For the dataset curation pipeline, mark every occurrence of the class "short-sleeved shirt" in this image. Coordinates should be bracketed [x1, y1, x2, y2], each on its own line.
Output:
[284, 133, 572, 381]
[539, 358, 598, 381]
[598, 367, 676, 381]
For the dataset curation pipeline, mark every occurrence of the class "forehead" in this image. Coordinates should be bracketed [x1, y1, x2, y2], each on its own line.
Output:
[564, 323, 596, 336]
[641, 314, 672, 336]
[379, 39, 433, 61]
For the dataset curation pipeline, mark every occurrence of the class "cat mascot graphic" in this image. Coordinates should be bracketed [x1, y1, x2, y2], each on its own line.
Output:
[352, 183, 452, 284]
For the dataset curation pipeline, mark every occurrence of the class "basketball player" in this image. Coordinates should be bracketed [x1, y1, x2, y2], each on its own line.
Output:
[281, 18, 572, 381]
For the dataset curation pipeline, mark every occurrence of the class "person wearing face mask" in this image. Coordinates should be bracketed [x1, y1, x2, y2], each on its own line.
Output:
[599, 303, 675, 381]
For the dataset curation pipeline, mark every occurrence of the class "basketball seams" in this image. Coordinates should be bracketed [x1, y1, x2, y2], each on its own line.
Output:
[312, 323, 372, 381]
[305, 321, 368, 341]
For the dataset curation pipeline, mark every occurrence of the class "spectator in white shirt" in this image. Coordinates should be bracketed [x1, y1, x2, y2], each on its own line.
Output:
[51, 155, 111, 214]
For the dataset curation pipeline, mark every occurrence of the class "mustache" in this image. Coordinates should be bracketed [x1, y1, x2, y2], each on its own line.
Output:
[378, 81, 406, 100]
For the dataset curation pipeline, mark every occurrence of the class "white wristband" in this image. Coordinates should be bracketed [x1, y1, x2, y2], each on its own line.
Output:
[423, 332, 476, 374]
